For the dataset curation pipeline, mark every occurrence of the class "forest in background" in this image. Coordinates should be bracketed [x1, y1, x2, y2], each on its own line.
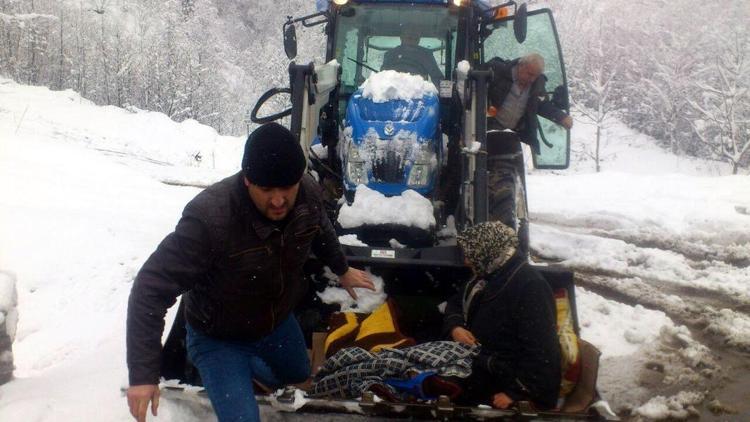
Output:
[1, 0, 748, 173]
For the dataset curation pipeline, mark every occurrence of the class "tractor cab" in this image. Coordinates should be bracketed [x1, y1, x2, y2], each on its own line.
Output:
[333, 2, 458, 94]
[332, 2, 459, 205]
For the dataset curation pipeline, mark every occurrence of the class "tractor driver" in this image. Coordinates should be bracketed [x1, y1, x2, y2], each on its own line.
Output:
[484, 53, 573, 257]
[126, 123, 375, 422]
[381, 27, 444, 86]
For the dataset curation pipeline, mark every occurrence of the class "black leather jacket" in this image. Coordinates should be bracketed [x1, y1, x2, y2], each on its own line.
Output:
[126, 172, 348, 385]
[485, 57, 568, 154]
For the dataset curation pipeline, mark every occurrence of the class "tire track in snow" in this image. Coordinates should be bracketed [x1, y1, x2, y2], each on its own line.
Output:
[531, 211, 750, 419]
[532, 213, 750, 268]
[572, 271, 750, 354]
[532, 225, 750, 310]
[532, 217, 750, 353]
[573, 271, 750, 420]
[534, 216, 750, 420]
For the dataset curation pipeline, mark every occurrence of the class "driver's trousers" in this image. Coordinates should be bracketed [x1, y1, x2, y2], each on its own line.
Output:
[486, 130, 529, 258]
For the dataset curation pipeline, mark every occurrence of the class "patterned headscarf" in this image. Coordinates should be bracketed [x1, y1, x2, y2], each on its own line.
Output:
[457, 221, 518, 278]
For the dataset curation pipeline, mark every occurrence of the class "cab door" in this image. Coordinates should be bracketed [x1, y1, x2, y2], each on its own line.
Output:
[481, 9, 570, 169]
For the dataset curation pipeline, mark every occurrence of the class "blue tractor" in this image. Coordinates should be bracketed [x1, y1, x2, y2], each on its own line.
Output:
[252, 0, 573, 255]
[159, 1, 617, 420]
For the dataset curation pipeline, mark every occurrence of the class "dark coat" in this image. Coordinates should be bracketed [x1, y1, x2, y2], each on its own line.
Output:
[443, 257, 561, 409]
[126, 172, 348, 385]
[382, 44, 444, 85]
[485, 57, 568, 154]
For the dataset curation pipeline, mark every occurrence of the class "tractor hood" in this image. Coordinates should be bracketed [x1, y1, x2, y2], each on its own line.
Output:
[343, 89, 441, 197]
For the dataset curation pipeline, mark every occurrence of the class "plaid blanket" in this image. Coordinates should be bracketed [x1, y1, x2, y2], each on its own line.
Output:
[310, 341, 478, 399]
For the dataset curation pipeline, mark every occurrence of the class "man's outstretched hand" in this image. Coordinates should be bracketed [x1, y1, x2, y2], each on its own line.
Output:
[127, 384, 159, 422]
[339, 267, 375, 300]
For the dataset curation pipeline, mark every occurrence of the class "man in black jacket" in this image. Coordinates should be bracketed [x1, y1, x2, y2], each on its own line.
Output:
[126, 123, 374, 422]
[484, 53, 573, 257]
[486, 53, 573, 154]
[443, 221, 561, 410]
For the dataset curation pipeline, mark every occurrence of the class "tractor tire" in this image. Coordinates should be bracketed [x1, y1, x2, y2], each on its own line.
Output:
[487, 154, 529, 258]
[0, 271, 17, 385]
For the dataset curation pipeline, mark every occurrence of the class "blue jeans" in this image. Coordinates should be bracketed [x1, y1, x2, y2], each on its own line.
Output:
[186, 315, 311, 422]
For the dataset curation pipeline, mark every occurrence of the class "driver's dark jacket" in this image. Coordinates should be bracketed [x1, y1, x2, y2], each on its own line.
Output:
[382, 44, 444, 86]
[485, 57, 568, 154]
[126, 172, 349, 385]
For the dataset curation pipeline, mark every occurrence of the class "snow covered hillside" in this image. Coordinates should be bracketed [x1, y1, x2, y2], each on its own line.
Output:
[0, 78, 748, 420]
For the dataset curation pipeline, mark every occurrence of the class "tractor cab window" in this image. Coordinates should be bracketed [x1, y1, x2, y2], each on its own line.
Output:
[482, 10, 570, 169]
[334, 4, 458, 98]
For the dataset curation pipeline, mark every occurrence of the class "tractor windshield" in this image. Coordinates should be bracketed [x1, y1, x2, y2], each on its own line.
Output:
[334, 3, 458, 96]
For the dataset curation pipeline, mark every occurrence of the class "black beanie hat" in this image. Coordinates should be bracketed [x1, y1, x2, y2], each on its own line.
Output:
[242, 122, 306, 187]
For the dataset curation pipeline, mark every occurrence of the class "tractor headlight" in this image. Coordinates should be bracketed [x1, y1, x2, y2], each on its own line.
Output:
[347, 161, 368, 186]
[407, 163, 431, 187]
[346, 143, 368, 186]
[407, 144, 436, 188]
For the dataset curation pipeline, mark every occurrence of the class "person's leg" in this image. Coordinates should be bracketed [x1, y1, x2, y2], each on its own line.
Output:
[186, 323, 259, 422]
[457, 364, 508, 406]
[250, 314, 311, 388]
[486, 132, 529, 257]
[512, 148, 530, 257]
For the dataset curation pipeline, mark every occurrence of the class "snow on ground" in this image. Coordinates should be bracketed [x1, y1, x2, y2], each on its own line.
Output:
[0, 79, 232, 421]
[560, 114, 735, 176]
[527, 110, 750, 416]
[0, 78, 748, 420]
[634, 391, 704, 420]
[0, 78, 244, 186]
[527, 114, 750, 356]
[575, 287, 674, 358]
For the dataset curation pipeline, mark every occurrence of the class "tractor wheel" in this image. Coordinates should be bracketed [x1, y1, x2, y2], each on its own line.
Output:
[0, 271, 17, 385]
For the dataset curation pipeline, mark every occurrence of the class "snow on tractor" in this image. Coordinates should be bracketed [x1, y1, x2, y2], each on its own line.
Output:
[159, 1, 618, 420]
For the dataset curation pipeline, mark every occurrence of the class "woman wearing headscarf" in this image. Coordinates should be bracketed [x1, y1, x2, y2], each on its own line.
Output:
[443, 221, 561, 410]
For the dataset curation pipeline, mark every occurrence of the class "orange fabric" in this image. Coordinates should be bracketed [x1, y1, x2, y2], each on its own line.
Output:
[555, 289, 581, 396]
[494, 7, 509, 19]
[355, 300, 416, 353]
[324, 300, 415, 357]
[324, 312, 366, 358]
[561, 339, 601, 412]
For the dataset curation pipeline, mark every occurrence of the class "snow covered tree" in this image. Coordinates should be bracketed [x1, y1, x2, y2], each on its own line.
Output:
[566, 16, 623, 172]
[688, 28, 749, 174]
[625, 19, 701, 155]
[0, 0, 321, 134]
